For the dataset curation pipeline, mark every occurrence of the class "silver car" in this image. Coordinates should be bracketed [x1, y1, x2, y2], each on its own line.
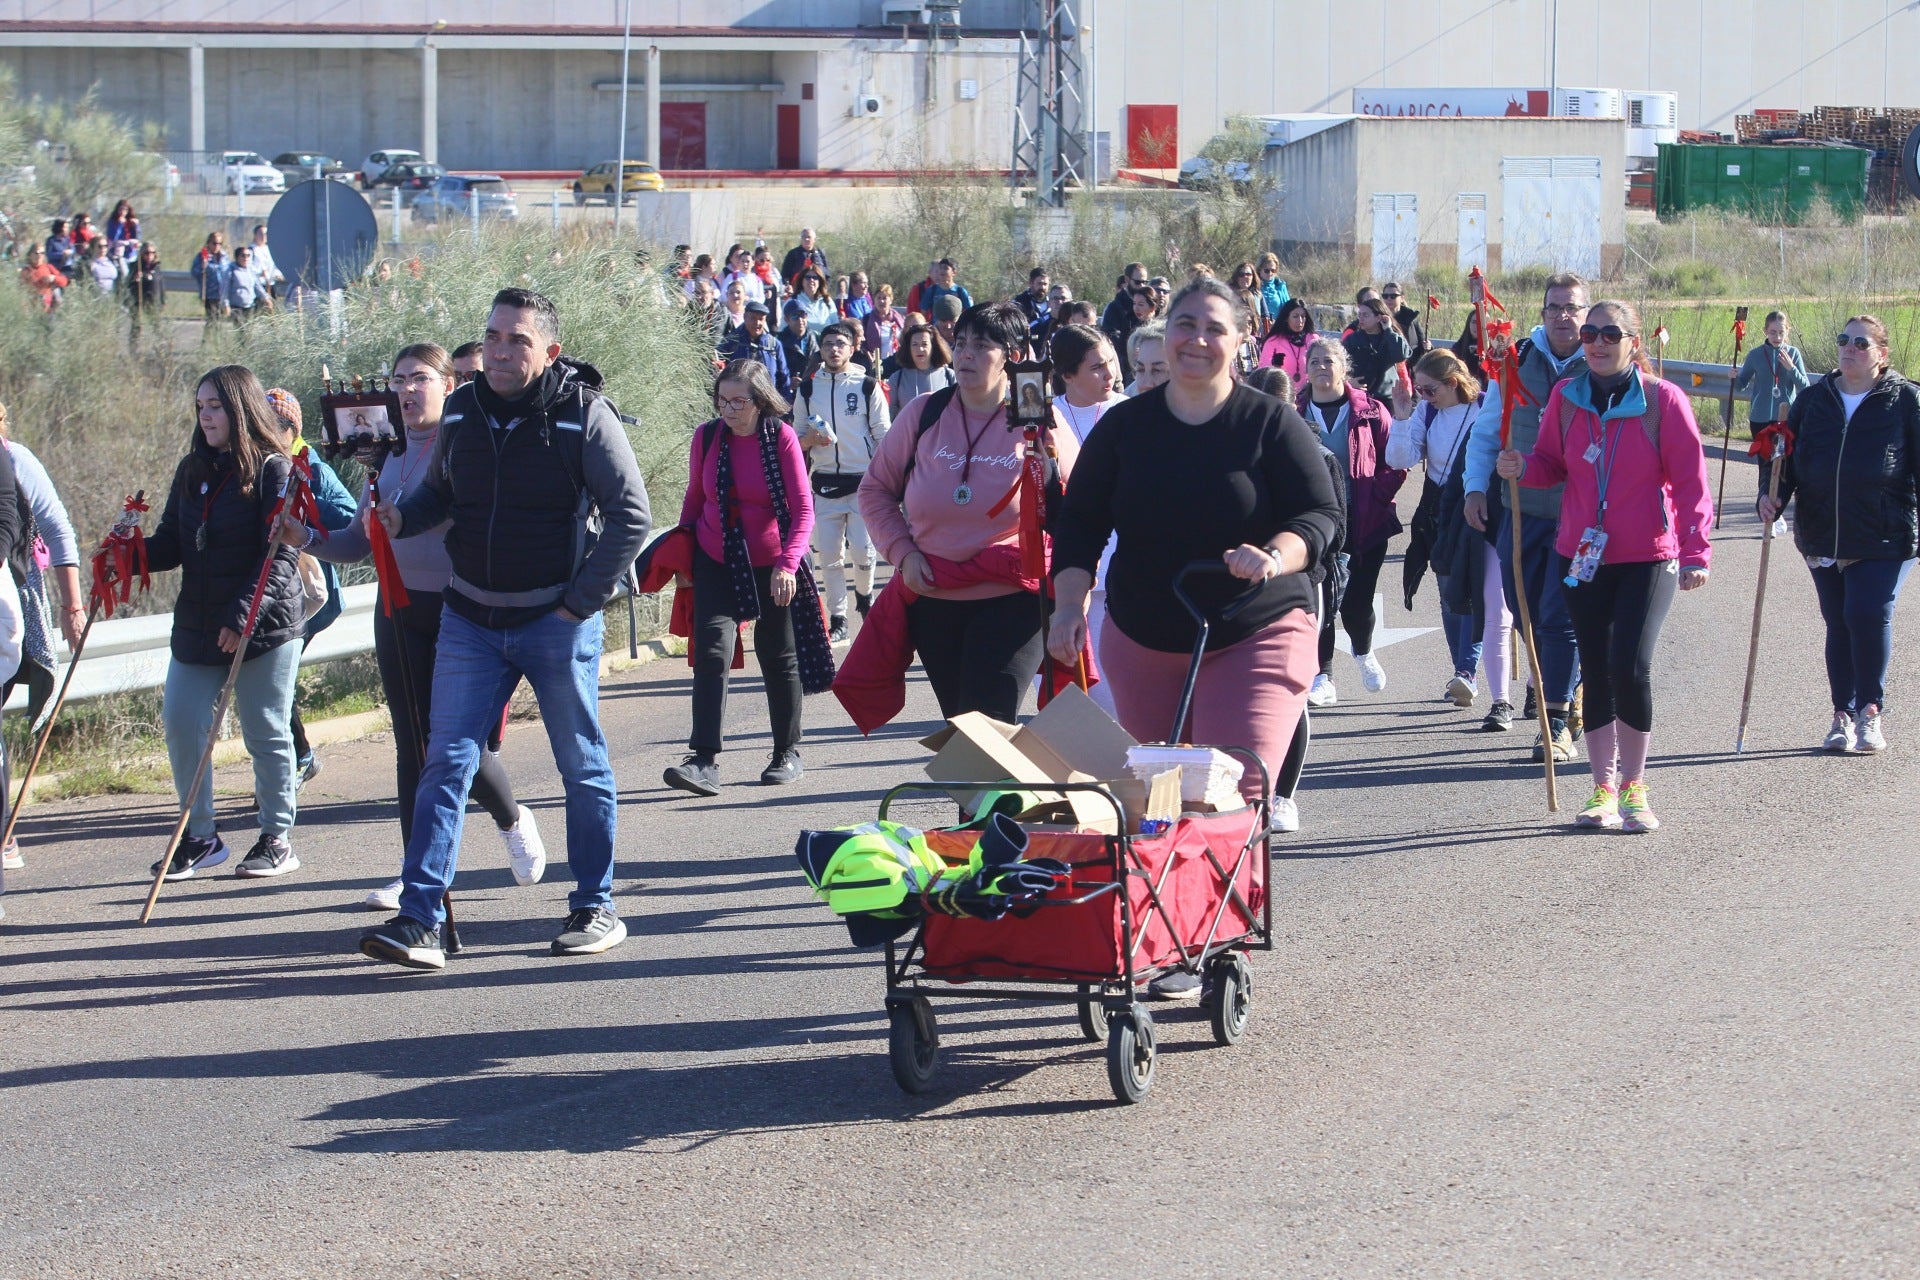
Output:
[411, 175, 520, 224]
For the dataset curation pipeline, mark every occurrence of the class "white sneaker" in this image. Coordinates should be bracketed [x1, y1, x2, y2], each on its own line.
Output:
[362, 878, 402, 912]
[1307, 673, 1337, 707]
[1823, 711, 1853, 752]
[1356, 651, 1387, 694]
[1445, 674, 1477, 707]
[1270, 795, 1300, 833]
[1855, 706, 1886, 754]
[501, 804, 547, 886]
[1, 838, 21, 871]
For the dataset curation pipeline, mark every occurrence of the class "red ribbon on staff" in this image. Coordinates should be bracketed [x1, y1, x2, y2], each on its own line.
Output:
[1748, 423, 1794, 459]
[986, 425, 1051, 580]
[1732, 316, 1748, 346]
[367, 476, 411, 614]
[89, 492, 151, 618]
[1426, 294, 1442, 311]
[1490, 334, 1534, 451]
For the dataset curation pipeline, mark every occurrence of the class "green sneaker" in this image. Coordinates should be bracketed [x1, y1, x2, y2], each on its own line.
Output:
[1575, 783, 1621, 829]
[1619, 781, 1660, 834]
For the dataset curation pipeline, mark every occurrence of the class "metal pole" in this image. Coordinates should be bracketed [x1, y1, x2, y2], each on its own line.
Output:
[1086, 0, 1098, 190]
[470, 187, 479, 244]
[551, 189, 561, 233]
[613, 0, 634, 235]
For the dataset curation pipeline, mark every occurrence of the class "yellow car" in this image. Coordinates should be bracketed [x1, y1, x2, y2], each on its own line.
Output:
[573, 161, 666, 205]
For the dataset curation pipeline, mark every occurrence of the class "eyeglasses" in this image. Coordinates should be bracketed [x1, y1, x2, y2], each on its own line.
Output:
[453, 370, 478, 385]
[1543, 303, 1584, 317]
[717, 396, 754, 411]
[1835, 334, 1875, 351]
[1578, 324, 1635, 345]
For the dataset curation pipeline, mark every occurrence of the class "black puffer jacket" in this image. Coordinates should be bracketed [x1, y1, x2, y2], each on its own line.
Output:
[1765, 370, 1920, 562]
[145, 444, 304, 666]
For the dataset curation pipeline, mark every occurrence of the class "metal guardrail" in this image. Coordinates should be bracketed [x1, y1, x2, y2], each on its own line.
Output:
[1657, 356, 1831, 403]
[2, 583, 379, 713]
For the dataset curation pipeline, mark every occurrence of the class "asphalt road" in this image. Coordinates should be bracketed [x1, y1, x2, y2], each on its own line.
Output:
[3, 473, 1916, 1279]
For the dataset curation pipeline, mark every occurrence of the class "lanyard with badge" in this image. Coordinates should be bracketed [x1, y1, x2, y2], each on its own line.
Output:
[1563, 408, 1627, 587]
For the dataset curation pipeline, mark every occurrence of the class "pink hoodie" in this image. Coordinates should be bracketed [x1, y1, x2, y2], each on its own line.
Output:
[1519, 373, 1713, 570]
[858, 390, 1080, 601]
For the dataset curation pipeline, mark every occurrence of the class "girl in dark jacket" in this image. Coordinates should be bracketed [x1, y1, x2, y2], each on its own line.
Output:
[1341, 297, 1413, 401]
[146, 365, 307, 881]
[1759, 314, 1920, 754]
[1299, 337, 1408, 705]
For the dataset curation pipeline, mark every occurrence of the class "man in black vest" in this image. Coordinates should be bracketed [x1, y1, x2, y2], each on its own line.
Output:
[359, 287, 651, 970]
[1460, 273, 1589, 760]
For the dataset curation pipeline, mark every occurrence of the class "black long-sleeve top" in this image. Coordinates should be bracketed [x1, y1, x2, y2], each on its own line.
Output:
[1053, 383, 1343, 653]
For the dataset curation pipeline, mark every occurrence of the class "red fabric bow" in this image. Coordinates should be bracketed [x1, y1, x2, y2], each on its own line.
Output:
[1492, 340, 1534, 450]
[1426, 294, 1442, 311]
[1732, 317, 1748, 345]
[1748, 423, 1794, 459]
[88, 492, 151, 618]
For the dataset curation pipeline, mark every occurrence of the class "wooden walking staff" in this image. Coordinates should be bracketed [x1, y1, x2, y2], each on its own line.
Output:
[1, 492, 149, 851]
[140, 462, 316, 923]
[1714, 306, 1750, 529]
[1470, 268, 1558, 811]
[1736, 424, 1793, 753]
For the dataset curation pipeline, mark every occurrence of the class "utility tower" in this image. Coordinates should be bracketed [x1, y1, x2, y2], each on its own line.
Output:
[1010, 0, 1088, 207]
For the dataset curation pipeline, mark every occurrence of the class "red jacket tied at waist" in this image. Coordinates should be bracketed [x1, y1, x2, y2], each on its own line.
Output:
[634, 525, 743, 671]
[832, 544, 1098, 735]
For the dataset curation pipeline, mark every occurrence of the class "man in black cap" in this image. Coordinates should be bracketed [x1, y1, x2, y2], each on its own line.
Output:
[717, 299, 793, 401]
[775, 297, 818, 387]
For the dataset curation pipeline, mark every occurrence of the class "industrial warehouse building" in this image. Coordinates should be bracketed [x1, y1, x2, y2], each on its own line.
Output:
[0, 0, 1914, 178]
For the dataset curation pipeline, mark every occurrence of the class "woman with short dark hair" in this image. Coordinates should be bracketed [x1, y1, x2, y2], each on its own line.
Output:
[1341, 297, 1413, 401]
[665, 359, 816, 795]
[1759, 313, 1920, 755]
[860, 301, 1078, 722]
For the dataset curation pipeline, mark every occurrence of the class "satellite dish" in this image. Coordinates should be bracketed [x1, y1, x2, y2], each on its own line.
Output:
[1902, 124, 1920, 202]
[267, 179, 379, 293]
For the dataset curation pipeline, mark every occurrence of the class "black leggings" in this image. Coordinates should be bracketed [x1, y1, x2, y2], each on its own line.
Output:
[690, 549, 802, 758]
[906, 590, 1048, 724]
[1319, 539, 1389, 672]
[375, 594, 519, 847]
[1559, 557, 1677, 733]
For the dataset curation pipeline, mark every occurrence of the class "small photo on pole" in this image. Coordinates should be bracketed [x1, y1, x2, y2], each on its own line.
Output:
[320, 386, 405, 464]
[1008, 362, 1053, 426]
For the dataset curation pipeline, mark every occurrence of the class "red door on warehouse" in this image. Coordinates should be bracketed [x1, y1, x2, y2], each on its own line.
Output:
[777, 105, 801, 170]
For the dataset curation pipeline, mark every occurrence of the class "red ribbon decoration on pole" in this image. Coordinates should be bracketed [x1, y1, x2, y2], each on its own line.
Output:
[89, 492, 151, 618]
[366, 473, 411, 614]
[985, 425, 1051, 580]
[1747, 422, 1794, 460]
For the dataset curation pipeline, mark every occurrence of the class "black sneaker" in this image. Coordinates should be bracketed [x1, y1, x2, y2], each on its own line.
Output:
[151, 832, 228, 881]
[1482, 699, 1515, 732]
[828, 616, 849, 644]
[552, 906, 627, 956]
[1522, 686, 1538, 721]
[359, 915, 446, 971]
[854, 590, 873, 617]
[1147, 970, 1203, 1001]
[761, 749, 803, 785]
[234, 833, 300, 878]
[663, 754, 721, 797]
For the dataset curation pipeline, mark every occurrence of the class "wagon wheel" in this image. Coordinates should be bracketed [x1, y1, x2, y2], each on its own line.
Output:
[1105, 1004, 1156, 1103]
[1207, 954, 1251, 1047]
[887, 995, 939, 1094]
[1075, 984, 1109, 1042]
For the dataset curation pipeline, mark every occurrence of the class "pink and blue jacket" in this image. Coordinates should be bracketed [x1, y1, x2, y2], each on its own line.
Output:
[1518, 370, 1713, 571]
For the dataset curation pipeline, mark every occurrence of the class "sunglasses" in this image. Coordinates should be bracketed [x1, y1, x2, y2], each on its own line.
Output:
[1382, 293, 1402, 301]
[1413, 382, 1443, 399]
[1578, 324, 1634, 345]
[454, 370, 478, 385]
[1835, 334, 1875, 351]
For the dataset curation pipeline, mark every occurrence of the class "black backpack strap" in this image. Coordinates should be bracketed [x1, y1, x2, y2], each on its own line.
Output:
[900, 384, 958, 483]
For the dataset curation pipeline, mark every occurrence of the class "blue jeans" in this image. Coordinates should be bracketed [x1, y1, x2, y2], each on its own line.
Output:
[399, 607, 616, 928]
[1496, 512, 1581, 708]
[1433, 574, 1481, 677]
[163, 641, 301, 840]
[1809, 557, 1914, 713]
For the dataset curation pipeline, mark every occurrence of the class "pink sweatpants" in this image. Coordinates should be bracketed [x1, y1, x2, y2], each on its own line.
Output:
[1099, 608, 1318, 801]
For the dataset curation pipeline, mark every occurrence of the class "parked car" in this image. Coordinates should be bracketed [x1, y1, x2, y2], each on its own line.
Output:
[273, 152, 353, 185]
[572, 160, 666, 205]
[411, 175, 520, 224]
[358, 148, 424, 188]
[368, 162, 447, 206]
[199, 151, 285, 195]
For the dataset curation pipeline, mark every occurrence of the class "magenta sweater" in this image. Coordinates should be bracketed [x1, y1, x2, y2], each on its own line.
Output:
[679, 420, 815, 573]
